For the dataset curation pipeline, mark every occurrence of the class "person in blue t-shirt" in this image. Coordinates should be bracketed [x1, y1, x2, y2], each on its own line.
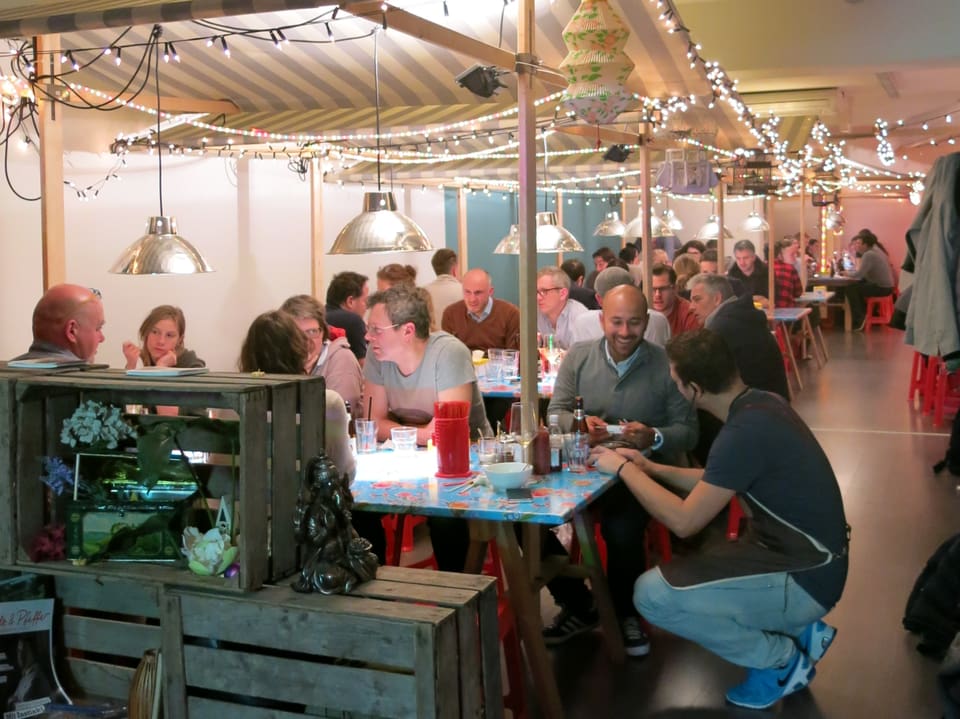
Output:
[592, 329, 848, 711]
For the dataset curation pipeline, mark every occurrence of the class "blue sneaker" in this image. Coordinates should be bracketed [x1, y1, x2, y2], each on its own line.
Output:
[798, 620, 837, 664]
[725, 649, 815, 710]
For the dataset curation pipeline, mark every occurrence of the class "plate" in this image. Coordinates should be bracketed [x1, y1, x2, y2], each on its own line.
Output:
[126, 367, 209, 377]
[606, 424, 624, 435]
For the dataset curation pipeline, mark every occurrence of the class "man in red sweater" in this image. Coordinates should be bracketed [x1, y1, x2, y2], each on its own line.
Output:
[441, 268, 520, 352]
[651, 263, 702, 337]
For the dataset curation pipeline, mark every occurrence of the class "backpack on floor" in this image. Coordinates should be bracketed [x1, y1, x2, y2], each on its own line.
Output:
[903, 532, 960, 659]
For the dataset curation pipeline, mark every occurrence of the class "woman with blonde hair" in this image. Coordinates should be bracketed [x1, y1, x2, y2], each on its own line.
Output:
[376, 263, 417, 292]
[673, 253, 703, 296]
[122, 305, 205, 370]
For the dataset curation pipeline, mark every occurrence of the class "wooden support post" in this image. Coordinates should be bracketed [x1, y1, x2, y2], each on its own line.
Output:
[36, 34, 65, 289]
[457, 186, 468, 270]
[640, 134, 653, 302]
[767, 196, 776, 313]
[716, 182, 727, 270]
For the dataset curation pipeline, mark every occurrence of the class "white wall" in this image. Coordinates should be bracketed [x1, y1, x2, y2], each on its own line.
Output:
[0, 151, 447, 370]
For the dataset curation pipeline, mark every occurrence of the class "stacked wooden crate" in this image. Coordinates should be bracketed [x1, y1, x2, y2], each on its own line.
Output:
[9, 368, 325, 590]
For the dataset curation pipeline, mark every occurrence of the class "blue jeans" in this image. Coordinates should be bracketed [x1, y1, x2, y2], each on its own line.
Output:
[635, 567, 827, 669]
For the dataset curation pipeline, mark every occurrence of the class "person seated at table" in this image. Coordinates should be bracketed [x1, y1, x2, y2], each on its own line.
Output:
[362, 285, 491, 571]
[13, 284, 104, 363]
[651, 264, 702, 337]
[536, 266, 588, 350]
[843, 229, 895, 331]
[773, 238, 803, 309]
[569, 267, 670, 348]
[727, 239, 770, 305]
[441, 268, 520, 352]
[676, 240, 706, 262]
[237, 311, 368, 553]
[561, 258, 601, 310]
[543, 285, 698, 657]
[700, 249, 746, 297]
[586, 247, 617, 290]
[378, 264, 439, 331]
[122, 305, 205, 370]
[325, 271, 370, 365]
[592, 329, 848, 710]
[672, 253, 702, 298]
[686, 273, 789, 465]
[280, 294, 363, 412]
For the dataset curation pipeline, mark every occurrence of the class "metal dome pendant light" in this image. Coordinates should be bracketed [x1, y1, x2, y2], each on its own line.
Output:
[330, 31, 431, 254]
[111, 25, 212, 275]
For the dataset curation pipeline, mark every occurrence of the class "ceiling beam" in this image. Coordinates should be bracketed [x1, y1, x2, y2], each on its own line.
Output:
[341, 1, 566, 88]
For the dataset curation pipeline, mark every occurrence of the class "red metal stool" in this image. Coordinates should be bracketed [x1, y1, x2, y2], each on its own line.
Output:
[863, 295, 894, 331]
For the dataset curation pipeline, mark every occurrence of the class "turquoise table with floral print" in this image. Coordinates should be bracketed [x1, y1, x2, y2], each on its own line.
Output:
[350, 448, 617, 524]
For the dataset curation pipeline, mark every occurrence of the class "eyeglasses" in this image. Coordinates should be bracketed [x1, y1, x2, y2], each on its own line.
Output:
[651, 285, 675, 294]
[536, 287, 563, 297]
[302, 328, 321, 337]
[367, 323, 400, 336]
[88, 287, 102, 299]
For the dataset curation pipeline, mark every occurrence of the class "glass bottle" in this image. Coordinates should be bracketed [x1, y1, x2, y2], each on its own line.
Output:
[532, 423, 551, 476]
[548, 414, 563, 472]
[345, 401, 357, 456]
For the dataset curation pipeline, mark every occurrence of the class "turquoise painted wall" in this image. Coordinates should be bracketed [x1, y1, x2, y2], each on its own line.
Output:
[443, 189, 622, 306]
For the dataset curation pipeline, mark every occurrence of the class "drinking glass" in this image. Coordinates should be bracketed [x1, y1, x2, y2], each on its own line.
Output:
[391, 426, 418, 453]
[477, 435, 497, 466]
[508, 401, 538, 463]
[356, 419, 378, 454]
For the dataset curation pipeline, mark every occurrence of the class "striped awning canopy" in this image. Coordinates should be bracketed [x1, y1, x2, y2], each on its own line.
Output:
[0, 0, 818, 185]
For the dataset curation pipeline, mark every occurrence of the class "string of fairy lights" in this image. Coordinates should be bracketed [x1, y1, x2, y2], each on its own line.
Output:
[0, 0, 937, 204]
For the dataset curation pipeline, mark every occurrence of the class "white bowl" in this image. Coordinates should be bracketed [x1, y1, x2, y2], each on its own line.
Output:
[484, 462, 533, 491]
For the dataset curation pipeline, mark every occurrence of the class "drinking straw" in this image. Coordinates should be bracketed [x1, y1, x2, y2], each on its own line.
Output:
[367, 395, 373, 421]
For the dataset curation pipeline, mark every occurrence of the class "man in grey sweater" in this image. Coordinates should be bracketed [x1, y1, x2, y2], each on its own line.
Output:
[541, 285, 698, 657]
[844, 229, 894, 330]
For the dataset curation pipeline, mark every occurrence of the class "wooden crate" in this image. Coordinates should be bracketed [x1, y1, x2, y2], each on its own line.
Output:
[163, 568, 501, 719]
[11, 369, 325, 591]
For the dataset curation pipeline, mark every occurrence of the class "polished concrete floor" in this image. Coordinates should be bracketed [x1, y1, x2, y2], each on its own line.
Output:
[536, 327, 958, 718]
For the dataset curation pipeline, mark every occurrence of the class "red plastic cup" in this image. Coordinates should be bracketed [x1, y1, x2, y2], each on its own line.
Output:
[434, 416, 471, 477]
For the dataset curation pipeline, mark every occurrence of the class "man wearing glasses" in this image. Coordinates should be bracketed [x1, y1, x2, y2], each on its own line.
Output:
[12, 284, 105, 363]
[651, 263, 702, 337]
[362, 284, 491, 572]
[536, 266, 588, 350]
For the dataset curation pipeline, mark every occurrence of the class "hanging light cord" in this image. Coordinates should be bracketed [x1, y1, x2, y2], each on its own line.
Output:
[374, 30, 382, 192]
[153, 25, 164, 216]
[541, 130, 548, 212]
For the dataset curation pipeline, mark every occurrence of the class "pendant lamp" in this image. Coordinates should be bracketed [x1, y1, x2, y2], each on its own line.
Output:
[623, 211, 671, 239]
[660, 207, 683, 232]
[111, 26, 213, 275]
[694, 214, 734, 241]
[493, 215, 584, 254]
[739, 210, 770, 233]
[330, 32, 431, 254]
[494, 224, 520, 254]
[593, 211, 626, 237]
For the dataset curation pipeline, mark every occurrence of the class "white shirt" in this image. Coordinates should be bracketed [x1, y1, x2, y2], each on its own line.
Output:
[423, 275, 463, 320]
[568, 309, 672, 348]
[537, 299, 588, 350]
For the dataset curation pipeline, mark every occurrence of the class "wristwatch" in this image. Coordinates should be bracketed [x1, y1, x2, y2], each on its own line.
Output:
[650, 428, 664, 451]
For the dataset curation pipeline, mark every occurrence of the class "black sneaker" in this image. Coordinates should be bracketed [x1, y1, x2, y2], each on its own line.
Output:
[621, 616, 650, 657]
[542, 606, 599, 645]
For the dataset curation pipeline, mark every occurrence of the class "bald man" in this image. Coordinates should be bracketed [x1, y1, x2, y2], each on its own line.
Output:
[12, 284, 105, 362]
[441, 268, 520, 352]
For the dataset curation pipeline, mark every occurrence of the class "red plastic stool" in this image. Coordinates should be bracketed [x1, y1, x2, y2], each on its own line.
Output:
[932, 360, 960, 428]
[909, 352, 930, 405]
[485, 541, 527, 719]
[864, 295, 894, 331]
[381, 514, 437, 569]
[727, 498, 745, 541]
[923, 357, 944, 416]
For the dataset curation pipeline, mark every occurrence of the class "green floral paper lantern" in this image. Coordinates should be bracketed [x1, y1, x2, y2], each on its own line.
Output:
[559, 0, 636, 125]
